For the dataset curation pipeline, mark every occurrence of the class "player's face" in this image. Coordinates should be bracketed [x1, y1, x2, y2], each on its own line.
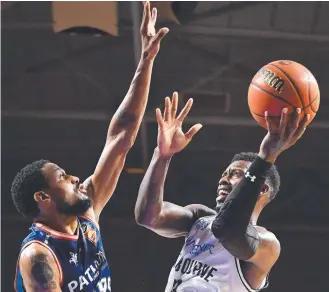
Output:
[42, 163, 92, 215]
[216, 160, 251, 211]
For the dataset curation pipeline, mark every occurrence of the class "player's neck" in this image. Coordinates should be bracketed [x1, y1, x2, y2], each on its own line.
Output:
[35, 213, 79, 236]
[250, 205, 262, 225]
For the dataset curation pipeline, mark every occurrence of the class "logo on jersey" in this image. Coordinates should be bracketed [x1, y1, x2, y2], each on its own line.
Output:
[67, 249, 109, 291]
[81, 222, 98, 245]
[192, 218, 210, 231]
[69, 252, 78, 266]
[186, 236, 215, 256]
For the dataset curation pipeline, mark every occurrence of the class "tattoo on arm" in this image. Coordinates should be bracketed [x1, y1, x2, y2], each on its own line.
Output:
[116, 111, 137, 128]
[30, 254, 57, 290]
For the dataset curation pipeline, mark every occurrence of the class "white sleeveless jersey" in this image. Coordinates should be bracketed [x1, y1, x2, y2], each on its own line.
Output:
[165, 215, 267, 292]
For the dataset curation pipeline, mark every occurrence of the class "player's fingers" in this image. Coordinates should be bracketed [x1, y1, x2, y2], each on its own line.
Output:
[279, 108, 288, 139]
[177, 98, 193, 122]
[151, 7, 157, 23]
[146, 1, 151, 19]
[265, 111, 275, 134]
[288, 108, 302, 137]
[293, 114, 310, 140]
[171, 92, 178, 118]
[185, 124, 203, 140]
[141, 1, 150, 32]
[164, 96, 172, 122]
[156, 108, 164, 129]
[152, 27, 169, 45]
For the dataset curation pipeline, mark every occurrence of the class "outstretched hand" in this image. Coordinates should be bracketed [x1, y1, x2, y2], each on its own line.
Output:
[156, 92, 203, 158]
[140, 1, 169, 60]
[259, 108, 310, 163]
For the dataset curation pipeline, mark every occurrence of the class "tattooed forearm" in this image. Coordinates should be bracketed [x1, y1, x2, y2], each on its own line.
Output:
[30, 254, 57, 290]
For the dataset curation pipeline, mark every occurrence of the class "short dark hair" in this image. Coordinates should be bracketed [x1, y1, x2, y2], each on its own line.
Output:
[11, 160, 50, 218]
[231, 152, 280, 201]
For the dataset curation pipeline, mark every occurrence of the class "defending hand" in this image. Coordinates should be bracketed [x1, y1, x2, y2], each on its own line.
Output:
[140, 1, 169, 60]
[156, 92, 202, 158]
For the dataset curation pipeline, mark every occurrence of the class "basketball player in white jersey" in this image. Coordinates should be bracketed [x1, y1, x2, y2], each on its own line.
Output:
[135, 92, 309, 292]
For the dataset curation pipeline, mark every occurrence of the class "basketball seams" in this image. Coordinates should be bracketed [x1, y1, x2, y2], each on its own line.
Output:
[250, 82, 297, 109]
[268, 63, 306, 113]
[307, 73, 311, 109]
[249, 62, 319, 129]
[250, 92, 318, 121]
[306, 70, 319, 114]
[308, 93, 319, 113]
[306, 71, 316, 113]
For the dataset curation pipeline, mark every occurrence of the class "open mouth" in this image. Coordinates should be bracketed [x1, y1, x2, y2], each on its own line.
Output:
[218, 189, 230, 196]
[216, 188, 232, 202]
[217, 187, 232, 194]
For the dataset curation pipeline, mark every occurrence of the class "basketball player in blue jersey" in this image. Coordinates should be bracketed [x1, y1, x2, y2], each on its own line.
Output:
[11, 3, 168, 291]
[135, 93, 309, 291]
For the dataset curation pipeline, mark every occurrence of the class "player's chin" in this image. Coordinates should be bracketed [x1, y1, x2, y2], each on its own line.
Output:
[215, 196, 226, 212]
[78, 195, 92, 206]
[76, 189, 89, 200]
[216, 195, 227, 203]
[72, 191, 92, 206]
[73, 197, 92, 214]
[57, 198, 92, 215]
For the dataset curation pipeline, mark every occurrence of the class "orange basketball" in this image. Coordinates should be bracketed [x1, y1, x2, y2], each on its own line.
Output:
[248, 60, 320, 130]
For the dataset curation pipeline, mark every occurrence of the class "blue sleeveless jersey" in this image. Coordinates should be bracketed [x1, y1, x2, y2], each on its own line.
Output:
[15, 216, 111, 292]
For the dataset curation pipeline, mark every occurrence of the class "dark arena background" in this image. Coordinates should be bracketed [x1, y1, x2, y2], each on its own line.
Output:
[2, 2, 329, 291]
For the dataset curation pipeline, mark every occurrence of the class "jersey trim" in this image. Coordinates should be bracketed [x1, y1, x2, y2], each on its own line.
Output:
[14, 240, 64, 291]
[235, 258, 267, 292]
[35, 222, 79, 240]
[80, 215, 100, 230]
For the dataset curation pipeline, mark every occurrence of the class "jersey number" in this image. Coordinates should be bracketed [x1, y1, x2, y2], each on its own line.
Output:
[97, 277, 111, 292]
[171, 279, 182, 292]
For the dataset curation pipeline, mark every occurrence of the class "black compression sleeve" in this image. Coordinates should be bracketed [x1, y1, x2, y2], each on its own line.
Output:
[211, 156, 272, 260]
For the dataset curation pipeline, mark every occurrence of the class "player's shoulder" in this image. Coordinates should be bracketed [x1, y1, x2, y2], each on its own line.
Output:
[184, 204, 217, 221]
[255, 226, 281, 252]
[20, 241, 54, 264]
[19, 242, 63, 289]
[254, 225, 278, 239]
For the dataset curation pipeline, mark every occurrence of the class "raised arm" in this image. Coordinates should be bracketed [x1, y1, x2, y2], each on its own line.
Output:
[19, 243, 62, 292]
[135, 93, 215, 238]
[84, 2, 169, 220]
[211, 108, 309, 274]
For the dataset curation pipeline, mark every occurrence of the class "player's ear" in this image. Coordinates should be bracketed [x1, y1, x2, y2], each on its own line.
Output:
[34, 191, 51, 203]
